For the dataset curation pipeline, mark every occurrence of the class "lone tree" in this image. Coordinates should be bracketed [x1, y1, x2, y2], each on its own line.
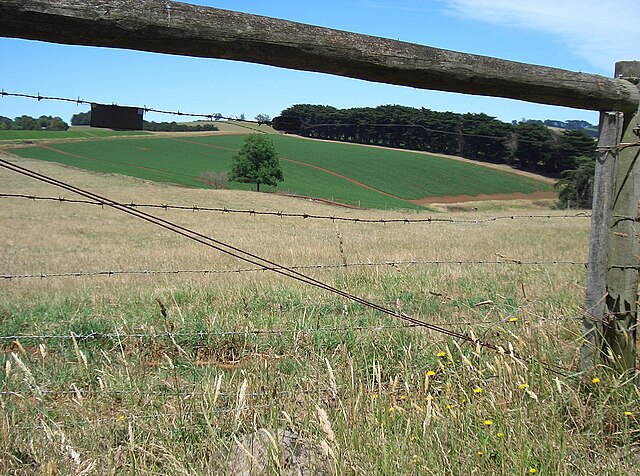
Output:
[229, 135, 283, 192]
[255, 113, 271, 125]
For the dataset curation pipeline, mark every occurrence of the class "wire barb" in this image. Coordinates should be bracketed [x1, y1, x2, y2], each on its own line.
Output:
[0, 193, 591, 224]
[0, 90, 264, 125]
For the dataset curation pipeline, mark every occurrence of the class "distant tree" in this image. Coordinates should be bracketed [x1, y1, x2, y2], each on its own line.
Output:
[549, 130, 596, 174]
[229, 135, 283, 192]
[255, 114, 271, 125]
[0, 116, 12, 130]
[239, 113, 246, 121]
[71, 111, 91, 126]
[513, 122, 554, 171]
[47, 117, 69, 131]
[280, 103, 594, 176]
[555, 156, 595, 208]
[13, 115, 38, 130]
[564, 120, 594, 130]
[142, 120, 218, 132]
[37, 115, 50, 129]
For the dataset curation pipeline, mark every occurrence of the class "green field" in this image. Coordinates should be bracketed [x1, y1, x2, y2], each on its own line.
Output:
[0, 128, 150, 141]
[7, 133, 553, 209]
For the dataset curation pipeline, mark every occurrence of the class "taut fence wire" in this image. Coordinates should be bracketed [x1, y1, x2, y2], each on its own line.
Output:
[0, 259, 589, 281]
[0, 192, 591, 224]
[0, 89, 593, 146]
[0, 90, 257, 124]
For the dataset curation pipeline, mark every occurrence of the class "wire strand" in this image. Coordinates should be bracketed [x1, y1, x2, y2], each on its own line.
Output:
[0, 259, 588, 281]
[0, 193, 591, 224]
[0, 90, 258, 124]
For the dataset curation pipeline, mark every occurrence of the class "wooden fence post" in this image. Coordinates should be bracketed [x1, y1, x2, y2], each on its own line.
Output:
[582, 61, 640, 375]
[581, 111, 623, 372]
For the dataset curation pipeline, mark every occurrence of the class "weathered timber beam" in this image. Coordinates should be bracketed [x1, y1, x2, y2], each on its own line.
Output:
[0, 0, 638, 112]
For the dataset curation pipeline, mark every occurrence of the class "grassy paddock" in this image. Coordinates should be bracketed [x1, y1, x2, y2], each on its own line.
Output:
[0, 156, 637, 475]
[7, 133, 552, 210]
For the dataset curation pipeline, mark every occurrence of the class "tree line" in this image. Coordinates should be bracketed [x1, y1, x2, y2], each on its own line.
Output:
[0, 114, 69, 131]
[279, 104, 596, 177]
[279, 104, 598, 207]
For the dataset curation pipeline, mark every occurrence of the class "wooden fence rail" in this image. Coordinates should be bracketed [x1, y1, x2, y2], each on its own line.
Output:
[0, 0, 638, 113]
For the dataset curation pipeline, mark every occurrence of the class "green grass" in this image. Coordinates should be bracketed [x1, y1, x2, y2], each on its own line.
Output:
[186, 134, 553, 199]
[0, 128, 150, 141]
[8, 133, 553, 210]
[268, 135, 551, 198]
[1, 271, 637, 475]
[0, 163, 635, 475]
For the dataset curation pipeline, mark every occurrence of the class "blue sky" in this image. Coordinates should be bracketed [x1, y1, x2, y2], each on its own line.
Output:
[1, 0, 638, 125]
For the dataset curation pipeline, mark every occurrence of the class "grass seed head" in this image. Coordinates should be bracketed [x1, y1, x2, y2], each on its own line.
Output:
[315, 404, 335, 443]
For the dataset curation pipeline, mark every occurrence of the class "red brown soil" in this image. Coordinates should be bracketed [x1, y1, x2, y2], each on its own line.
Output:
[411, 191, 558, 205]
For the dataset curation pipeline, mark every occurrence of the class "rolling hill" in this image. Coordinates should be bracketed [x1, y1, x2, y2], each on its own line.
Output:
[5, 132, 553, 210]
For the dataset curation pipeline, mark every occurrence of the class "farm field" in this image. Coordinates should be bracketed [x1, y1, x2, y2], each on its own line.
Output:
[0, 127, 151, 141]
[1, 155, 637, 475]
[5, 132, 554, 210]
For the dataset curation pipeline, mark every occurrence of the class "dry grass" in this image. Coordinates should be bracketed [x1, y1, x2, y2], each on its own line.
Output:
[0, 155, 586, 297]
[1, 154, 637, 475]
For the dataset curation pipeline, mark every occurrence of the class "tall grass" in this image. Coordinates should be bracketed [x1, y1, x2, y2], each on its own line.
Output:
[0, 156, 637, 475]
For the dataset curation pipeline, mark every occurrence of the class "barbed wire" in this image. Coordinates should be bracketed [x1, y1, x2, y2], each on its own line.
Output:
[0, 193, 591, 224]
[595, 141, 640, 152]
[0, 324, 416, 342]
[0, 258, 588, 281]
[1, 90, 596, 146]
[0, 90, 261, 124]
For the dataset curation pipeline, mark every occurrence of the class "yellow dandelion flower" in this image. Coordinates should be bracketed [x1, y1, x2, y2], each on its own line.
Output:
[116, 415, 126, 423]
[437, 351, 447, 357]
[400, 395, 407, 401]
[473, 387, 483, 394]
[519, 383, 529, 390]
[371, 394, 378, 399]
[477, 451, 484, 456]
[624, 411, 633, 417]
[529, 468, 537, 474]
[483, 419, 493, 426]
[496, 432, 504, 438]
[427, 370, 436, 377]
[388, 406, 394, 413]
[509, 317, 518, 322]
[410, 435, 418, 442]
[592, 377, 601, 384]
